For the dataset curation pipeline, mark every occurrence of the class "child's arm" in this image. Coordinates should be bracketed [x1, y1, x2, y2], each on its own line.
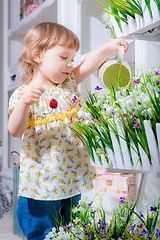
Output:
[74, 38, 129, 84]
[8, 85, 45, 138]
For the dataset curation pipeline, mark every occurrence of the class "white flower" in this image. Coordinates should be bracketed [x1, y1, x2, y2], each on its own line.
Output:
[140, 92, 147, 99]
[44, 234, 52, 240]
[44, 231, 55, 240]
[84, 112, 92, 118]
[101, 12, 111, 26]
[83, 120, 90, 125]
[142, 95, 151, 108]
[152, 75, 157, 81]
[136, 84, 142, 94]
[114, 107, 122, 115]
[146, 82, 154, 91]
[77, 109, 85, 117]
[115, 91, 121, 99]
[73, 217, 80, 223]
[59, 226, 65, 232]
[105, 95, 112, 102]
[124, 99, 136, 112]
[54, 227, 70, 240]
[121, 87, 127, 96]
[72, 206, 79, 213]
[51, 227, 57, 233]
[96, 148, 103, 155]
[103, 103, 109, 109]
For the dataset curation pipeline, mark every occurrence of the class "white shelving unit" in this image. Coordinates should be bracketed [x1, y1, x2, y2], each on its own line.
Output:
[9, 0, 57, 36]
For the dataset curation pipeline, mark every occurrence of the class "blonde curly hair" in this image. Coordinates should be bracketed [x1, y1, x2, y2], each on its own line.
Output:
[18, 22, 80, 84]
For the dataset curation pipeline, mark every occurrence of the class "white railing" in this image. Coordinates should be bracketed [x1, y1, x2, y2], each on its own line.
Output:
[110, 0, 160, 39]
[91, 121, 160, 174]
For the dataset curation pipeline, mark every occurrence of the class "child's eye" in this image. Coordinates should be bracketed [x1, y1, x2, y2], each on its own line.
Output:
[71, 59, 75, 62]
[61, 56, 67, 60]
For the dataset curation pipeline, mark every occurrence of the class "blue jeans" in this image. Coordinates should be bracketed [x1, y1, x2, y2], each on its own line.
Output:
[17, 194, 81, 240]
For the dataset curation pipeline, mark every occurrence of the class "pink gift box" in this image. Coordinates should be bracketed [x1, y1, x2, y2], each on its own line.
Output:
[93, 170, 135, 197]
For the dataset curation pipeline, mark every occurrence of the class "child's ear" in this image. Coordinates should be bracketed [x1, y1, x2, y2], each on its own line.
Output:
[34, 51, 42, 63]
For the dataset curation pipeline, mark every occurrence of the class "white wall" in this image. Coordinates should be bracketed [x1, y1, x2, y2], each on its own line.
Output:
[0, 0, 3, 172]
[0, 0, 2, 142]
[135, 40, 160, 73]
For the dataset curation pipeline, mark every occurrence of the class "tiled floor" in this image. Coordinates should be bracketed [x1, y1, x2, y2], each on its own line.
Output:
[0, 208, 23, 240]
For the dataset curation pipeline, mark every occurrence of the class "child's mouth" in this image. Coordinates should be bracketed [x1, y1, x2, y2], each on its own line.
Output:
[63, 72, 70, 76]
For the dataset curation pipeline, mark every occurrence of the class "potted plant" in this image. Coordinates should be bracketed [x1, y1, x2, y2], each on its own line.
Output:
[44, 196, 160, 239]
[94, 0, 160, 38]
[68, 66, 160, 173]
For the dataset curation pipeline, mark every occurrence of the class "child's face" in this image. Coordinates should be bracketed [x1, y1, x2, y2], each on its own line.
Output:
[38, 45, 77, 85]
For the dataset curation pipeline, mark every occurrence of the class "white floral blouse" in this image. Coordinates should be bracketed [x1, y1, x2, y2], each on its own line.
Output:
[9, 73, 96, 200]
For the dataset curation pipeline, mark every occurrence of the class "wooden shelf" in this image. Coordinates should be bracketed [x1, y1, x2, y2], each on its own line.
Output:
[8, 0, 57, 37]
[132, 19, 160, 35]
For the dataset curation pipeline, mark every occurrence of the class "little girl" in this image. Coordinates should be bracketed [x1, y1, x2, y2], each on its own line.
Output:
[8, 22, 128, 240]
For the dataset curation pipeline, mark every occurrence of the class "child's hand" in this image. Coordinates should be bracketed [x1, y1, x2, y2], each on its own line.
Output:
[75, 37, 129, 85]
[108, 38, 129, 53]
[8, 84, 45, 138]
[22, 84, 45, 106]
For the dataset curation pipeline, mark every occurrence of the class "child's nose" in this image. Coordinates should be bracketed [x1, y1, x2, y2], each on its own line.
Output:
[66, 61, 73, 68]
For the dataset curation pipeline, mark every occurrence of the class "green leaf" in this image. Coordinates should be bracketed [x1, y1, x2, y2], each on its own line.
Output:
[110, 5, 123, 32]
[144, 0, 153, 18]
[94, 0, 128, 25]
[153, 0, 160, 12]
[118, 196, 141, 238]
[123, 116, 142, 164]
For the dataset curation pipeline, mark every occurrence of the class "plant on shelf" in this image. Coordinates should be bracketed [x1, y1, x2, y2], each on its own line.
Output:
[44, 196, 160, 240]
[94, 0, 160, 32]
[68, 66, 160, 168]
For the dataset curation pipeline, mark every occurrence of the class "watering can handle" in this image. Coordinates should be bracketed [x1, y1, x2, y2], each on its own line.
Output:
[116, 45, 124, 63]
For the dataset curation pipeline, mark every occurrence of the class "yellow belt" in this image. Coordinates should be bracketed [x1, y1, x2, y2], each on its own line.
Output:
[27, 107, 79, 126]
